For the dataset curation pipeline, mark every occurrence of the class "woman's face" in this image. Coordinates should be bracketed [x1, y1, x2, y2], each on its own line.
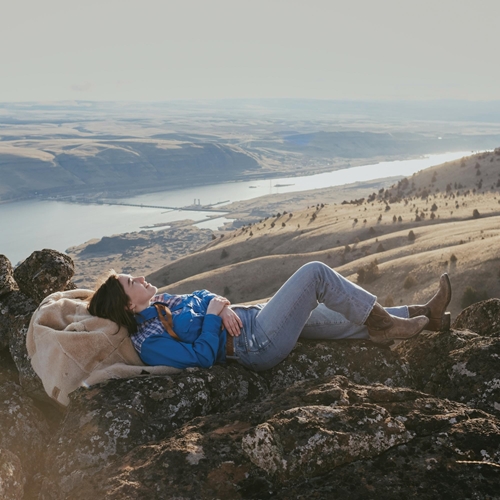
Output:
[118, 274, 158, 313]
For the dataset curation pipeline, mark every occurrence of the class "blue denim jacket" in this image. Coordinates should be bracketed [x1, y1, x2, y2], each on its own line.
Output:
[133, 290, 228, 369]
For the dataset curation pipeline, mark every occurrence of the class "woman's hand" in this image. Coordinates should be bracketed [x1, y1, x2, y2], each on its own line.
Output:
[207, 296, 230, 316]
[220, 306, 243, 337]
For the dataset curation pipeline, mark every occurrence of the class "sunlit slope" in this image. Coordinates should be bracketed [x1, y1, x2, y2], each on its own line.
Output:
[150, 150, 500, 316]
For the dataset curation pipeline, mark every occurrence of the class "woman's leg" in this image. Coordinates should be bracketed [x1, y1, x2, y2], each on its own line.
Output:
[300, 303, 409, 340]
[239, 261, 378, 371]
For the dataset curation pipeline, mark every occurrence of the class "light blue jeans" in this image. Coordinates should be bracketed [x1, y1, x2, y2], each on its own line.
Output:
[232, 261, 408, 371]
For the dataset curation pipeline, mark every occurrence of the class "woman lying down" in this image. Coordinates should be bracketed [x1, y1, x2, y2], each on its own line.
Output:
[88, 261, 451, 372]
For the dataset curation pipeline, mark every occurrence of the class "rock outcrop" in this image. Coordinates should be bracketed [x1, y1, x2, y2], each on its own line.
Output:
[0, 251, 499, 499]
[13, 250, 75, 304]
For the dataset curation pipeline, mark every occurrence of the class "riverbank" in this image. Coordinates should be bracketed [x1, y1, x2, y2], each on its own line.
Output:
[67, 175, 401, 287]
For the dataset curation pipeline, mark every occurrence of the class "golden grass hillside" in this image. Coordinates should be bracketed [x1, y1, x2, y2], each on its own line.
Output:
[148, 150, 500, 317]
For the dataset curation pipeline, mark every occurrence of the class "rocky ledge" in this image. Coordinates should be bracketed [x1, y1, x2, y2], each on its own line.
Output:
[0, 250, 499, 499]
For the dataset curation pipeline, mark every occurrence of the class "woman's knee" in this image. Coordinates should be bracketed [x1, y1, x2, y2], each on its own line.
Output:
[297, 261, 331, 277]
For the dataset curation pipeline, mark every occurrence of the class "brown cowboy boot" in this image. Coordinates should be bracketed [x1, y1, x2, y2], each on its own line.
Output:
[408, 273, 452, 331]
[365, 303, 429, 344]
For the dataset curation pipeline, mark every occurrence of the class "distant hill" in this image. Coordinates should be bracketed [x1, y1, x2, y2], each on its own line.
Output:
[0, 141, 259, 202]
[2, 106, 500, 203]
[148, 150, 500, 317]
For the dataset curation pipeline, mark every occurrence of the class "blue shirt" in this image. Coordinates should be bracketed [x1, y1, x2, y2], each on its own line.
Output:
[130, 290, 228, 369]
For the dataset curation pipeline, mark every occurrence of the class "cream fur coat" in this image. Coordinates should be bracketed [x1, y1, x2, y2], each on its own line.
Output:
[26, 289, 180, 407]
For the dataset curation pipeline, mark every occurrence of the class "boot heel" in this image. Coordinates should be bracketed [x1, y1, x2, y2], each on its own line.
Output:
[427, 312, 451, 331]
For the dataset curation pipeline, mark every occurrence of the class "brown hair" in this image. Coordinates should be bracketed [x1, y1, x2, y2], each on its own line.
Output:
[87, 271, 138, 335]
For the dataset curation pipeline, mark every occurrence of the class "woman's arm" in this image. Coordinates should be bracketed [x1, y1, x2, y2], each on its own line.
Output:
[140, 313, 224, 369]
[139, 297, 228, 369]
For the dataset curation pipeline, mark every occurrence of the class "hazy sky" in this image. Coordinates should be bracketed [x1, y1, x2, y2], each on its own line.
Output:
[2, 0, 499, 102]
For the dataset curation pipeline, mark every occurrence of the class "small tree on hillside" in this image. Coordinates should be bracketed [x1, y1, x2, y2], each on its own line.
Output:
[357, 260, 380, 284]
[403, 274, 417, 289]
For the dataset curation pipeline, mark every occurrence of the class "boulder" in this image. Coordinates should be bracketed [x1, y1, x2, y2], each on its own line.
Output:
[0, 250, 78, 402]
[395, 329, 500, 418]
[57, 376, 500, 500]
[260, 338, 411, 390]
[452, 298, 500, 337]
[34, 315, 500, 498]
[43, 364, 269, 495]
[13, 249, 75, 304]
[41, 339, 416, 496]
[0, 255, 17, 297]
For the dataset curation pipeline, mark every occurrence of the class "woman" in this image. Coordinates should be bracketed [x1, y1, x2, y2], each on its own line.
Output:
[88, 262, 451, 372]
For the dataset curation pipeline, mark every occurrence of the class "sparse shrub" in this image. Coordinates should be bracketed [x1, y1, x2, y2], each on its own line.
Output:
[450, 253, 458, 263]
[376, 243, 385, 253]
[461, 286, 488, 309]
[472, 209, 481, 219]
[223, 286, 231, 296]
[408, 230, 416, 241]
[430, 212, 436, 219]
[357, 260, 380, 284]
[220, 234, 224, 238]
[403, 274, 417, 289]
[378, 214, 382, 221]
[271, 222, 275, 228]
[392, 215, 397, 223]
[211, 234, 217, 240]
[398, 216, 402, 222]
[282, 222, 286, 227]
[344, 244, 351, 253]
[311, 212, 317, 220]
[220, 249, 229, 259]
[431, 203, 438, 211]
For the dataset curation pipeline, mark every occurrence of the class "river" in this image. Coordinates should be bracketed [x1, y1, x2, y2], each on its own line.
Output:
[0, 151, 472, 264]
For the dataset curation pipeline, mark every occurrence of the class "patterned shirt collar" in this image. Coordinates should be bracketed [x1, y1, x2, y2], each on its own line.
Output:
[134, 294, 184, 325]
[131, 294, 185, 354]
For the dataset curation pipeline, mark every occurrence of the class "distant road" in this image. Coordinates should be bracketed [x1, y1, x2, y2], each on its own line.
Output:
[70, 199, 230, 212]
